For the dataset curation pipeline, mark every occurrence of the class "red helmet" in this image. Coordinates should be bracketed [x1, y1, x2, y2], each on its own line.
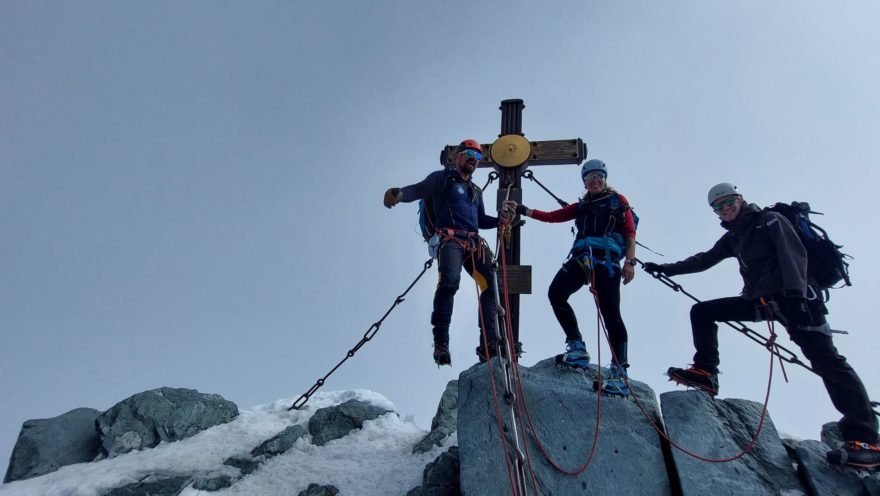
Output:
[456, 139, 482, 153]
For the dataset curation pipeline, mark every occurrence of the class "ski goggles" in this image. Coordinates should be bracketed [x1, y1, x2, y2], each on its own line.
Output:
[711, 196, 738, 212]
[459, 149, 483, 160]
[583, 173, 606, 183]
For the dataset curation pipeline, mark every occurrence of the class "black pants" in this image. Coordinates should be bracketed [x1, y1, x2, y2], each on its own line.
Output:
[548, 258, 628, 366]
[431, 237, 498, 347]
[689, 295, 878, 443]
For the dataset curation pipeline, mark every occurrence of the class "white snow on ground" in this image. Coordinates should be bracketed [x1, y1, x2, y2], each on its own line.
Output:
[0, 390, 453, 496]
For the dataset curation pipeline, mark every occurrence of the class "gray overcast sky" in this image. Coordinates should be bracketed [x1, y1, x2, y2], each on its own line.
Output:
[2, 1, 879, 473]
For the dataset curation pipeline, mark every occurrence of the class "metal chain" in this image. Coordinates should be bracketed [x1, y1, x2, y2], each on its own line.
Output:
[521, 169, 662, 255]
[636, 258, 815, 374]
[288, 258, 435, 411]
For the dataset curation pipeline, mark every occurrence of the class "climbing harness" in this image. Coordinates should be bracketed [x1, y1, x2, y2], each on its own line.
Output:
[288, 259, 434, 411]
[514, 171, 784, 464]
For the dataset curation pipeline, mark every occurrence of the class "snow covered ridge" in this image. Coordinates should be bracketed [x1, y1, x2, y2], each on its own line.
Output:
[1, 389, 454, 496]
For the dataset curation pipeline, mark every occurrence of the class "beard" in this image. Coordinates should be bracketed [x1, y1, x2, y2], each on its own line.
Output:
[461, 160, 477, 174]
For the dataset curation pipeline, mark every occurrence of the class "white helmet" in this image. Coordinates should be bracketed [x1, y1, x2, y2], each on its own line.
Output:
[581, 159, 607, 180]
[707, 183, 741, 206]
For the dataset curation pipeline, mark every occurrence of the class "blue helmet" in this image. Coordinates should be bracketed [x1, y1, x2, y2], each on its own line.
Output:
[581, 159, 607, 180]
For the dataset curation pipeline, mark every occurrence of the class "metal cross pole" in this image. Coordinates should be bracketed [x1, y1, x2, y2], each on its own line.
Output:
[440, 98, 587, 344]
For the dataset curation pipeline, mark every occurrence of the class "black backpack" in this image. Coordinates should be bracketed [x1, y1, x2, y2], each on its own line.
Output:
[764, 201, 852, 289]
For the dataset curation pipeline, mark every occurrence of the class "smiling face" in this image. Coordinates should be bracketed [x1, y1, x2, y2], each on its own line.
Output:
[454, 148, 481, 176]
[712, 195, 744, 222]
[583, 172, 607, 194]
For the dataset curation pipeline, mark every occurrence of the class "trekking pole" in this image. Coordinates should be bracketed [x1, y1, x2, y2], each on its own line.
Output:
[634, 257, 817, 375]
[289, 258, 434, 411]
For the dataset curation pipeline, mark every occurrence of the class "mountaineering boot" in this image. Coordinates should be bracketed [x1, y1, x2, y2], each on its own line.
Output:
[476, 342, 498, 363]
[600, 363, 630, 397]
[433, 341, 451, 366]
[667, 365, 719, 397]
[826, 441, 880, 469]
[555, 340, 591, 370]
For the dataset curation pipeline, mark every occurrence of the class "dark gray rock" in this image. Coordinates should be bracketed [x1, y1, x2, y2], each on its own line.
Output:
[788, 438, 880, 496]
[413, 380, 458, 454]
[459, 358, 670, 495]
[297, 483, 339, 496]
[660, 390, 801, 495]
[223, 456, 261, 476]
[192, 475, 234, 491]
[407, 446, 461, 496]
[251, 424, 307, 459]
[822, 421, 845, 449]
[4, 407, 102, 482]
[308, 399, 392, 446]
[96, 387, 238, 456]
[101, 476, 191, 496]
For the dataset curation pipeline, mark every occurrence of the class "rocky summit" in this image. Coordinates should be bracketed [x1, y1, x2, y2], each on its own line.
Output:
[4, 360, 880, 495]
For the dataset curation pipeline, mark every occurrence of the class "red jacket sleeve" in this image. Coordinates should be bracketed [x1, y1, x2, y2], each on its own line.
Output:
[529, 203, 578, 223]
[616, 194, 637, 240]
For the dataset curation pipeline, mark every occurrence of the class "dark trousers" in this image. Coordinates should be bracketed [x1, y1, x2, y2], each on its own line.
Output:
[548, 258, 629, 366]
[690, 295, 878, 443]
[431, 237, 498, 347]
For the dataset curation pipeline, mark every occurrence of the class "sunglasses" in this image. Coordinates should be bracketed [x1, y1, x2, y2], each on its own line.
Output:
[711, 197, 739, 212]
[459, 149, 483, 160]
[583, 173, 606, 183]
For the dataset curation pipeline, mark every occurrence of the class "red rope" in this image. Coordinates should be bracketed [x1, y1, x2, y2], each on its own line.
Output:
[472, 245, 521, 496]
[499, 238, 604, 477]
[596, 295, 779, 463]
[497, 224, 540, 494]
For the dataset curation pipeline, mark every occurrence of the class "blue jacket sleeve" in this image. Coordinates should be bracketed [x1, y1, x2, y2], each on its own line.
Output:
[400, 171, 445, 203]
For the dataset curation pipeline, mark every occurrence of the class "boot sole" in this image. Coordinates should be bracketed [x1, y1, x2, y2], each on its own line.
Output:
[667, 372, 718, 397]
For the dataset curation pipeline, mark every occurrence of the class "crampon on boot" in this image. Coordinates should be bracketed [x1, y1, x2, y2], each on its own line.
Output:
[476, 343, 498, 363]
[597, 363, 630, 397]
[555, 340, 591, 370]
[667, 365, 719, 397]
[826, 441, 880, 470]
[433, 341, 451, 366]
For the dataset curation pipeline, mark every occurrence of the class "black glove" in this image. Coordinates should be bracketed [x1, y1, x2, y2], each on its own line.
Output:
[642, 262, 667, 276]
[515, 203, 529, 216]
[783, 296, 811, 327]
[383, 187, 402, 208]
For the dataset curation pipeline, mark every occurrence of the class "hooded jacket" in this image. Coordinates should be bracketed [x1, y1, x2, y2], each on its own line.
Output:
[662, 203, 809, 299]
